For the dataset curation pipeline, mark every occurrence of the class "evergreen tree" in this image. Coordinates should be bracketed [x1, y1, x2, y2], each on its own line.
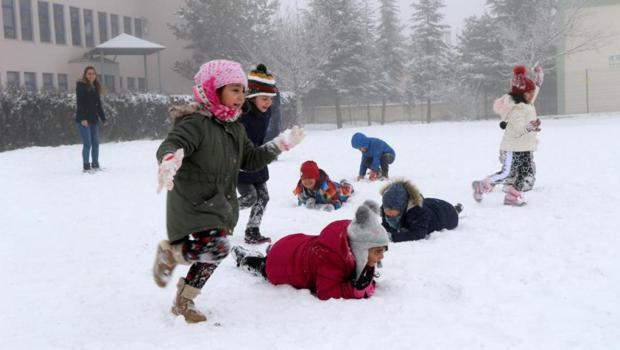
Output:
[376, 0, 407, 124]
[407, 0, 450, 123]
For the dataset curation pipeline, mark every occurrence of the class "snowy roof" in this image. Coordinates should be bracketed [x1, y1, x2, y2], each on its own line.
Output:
[89, 33, 166, 55]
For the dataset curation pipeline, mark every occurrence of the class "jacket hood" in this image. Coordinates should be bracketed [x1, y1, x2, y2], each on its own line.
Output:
[380, 179, 423, 209]
[351, 132, 369, 149]
[168, 103, 213, 121]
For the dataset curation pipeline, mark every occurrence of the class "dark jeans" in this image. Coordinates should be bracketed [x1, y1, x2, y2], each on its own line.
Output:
[364, 153, 394, 177]
[76, 122, 100, 166]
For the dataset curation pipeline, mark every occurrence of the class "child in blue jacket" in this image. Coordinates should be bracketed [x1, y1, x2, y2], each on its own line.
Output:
[351, 132, 395, 181]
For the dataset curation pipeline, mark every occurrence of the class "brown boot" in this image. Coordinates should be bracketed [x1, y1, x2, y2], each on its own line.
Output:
[153, 240, 188, 288]
[171, 278, 207, 323]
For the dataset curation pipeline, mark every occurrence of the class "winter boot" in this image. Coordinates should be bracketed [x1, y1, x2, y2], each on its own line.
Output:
[472, 178, 492, 202]
[504, 186, 527, 206]
[232, 246, 264, 267]
[91, 162, 102, 171]
[454, 203, 464, 214]
[244, 227, 271, 245]
[83, 163, 93, 173]
[153, 240, 189, 288]
[171, 278, 207, 323]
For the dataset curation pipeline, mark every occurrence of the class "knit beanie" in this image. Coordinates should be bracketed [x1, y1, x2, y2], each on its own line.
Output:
[300, 161, 320, 181]
[347, 200, 390, 279]
[382, 183, 409, 214]
[247, 64, 277, 99]
[192, 59, 247, 122]
[511, 65, 536, 95]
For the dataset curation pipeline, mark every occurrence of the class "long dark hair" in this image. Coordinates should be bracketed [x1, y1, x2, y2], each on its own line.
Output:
[81, 66, 102, 94]
[508, 92, 528, 105]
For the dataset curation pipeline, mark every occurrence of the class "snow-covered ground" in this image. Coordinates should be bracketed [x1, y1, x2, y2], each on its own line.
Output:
[1, 114, 619, 350]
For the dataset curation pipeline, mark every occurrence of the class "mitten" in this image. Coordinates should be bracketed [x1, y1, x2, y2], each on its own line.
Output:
[305, 197, 318, 209]
[157, 148, 184, 193]
[273, 126, 305, 152]
[534, 66, 544, 87]
[353, 265, 376, 298]
[526, 119, 542, 132]
[368, 170, 379, 181]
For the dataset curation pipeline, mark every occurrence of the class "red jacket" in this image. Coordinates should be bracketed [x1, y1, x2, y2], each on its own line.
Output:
[265, 220, 362, 300]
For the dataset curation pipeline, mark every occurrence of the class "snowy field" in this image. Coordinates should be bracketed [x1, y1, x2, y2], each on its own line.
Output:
[1, 114, 619, 350]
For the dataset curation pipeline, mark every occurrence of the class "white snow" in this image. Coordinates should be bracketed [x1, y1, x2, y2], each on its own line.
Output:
[1, 114, 619, 350]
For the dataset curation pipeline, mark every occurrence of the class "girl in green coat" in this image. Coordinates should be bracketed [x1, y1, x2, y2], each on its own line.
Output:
[152, 59, 304, 323]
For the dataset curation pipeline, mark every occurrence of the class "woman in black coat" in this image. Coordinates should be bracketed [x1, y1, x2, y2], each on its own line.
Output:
[380, 180, 463, 242]
[75, 66, 106, 172]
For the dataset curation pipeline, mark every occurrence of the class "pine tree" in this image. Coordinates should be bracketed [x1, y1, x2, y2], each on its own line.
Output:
[306, 0, 368, 128]
[376, 0, 407, 125]
[407, 0, 450, 123]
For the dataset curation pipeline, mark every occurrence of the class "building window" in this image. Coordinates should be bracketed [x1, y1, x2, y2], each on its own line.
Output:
[97, 11, 107, 43]
[19, 0, 33, 41]
[24, 71, 36, 91]
[134, 17, 142, 38]
[127, 77, 135, 91]
[52, 3, 64, 44]
[69, 6, 80, 46]
[2, 0, 17, 39]
[7, 71, 20, 88]
[57, 73, 68, 91]
[110, 13, 118, 38]
[123, 15, 131, 35]
[104, 75, 115, 92]
[83, 9, 93, 47]
[138, 77, 145, 91]
[42, 72, 53, 90]
[37, 1, 50, 42]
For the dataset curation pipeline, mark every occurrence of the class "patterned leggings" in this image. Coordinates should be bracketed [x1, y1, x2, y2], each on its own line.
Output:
[489, 151, 535, 192]
[174, 229, 231, 289]
[237, 182, 269, 229]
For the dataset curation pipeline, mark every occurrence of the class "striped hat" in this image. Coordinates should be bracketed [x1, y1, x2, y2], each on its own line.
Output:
[247, 64, 277, 99]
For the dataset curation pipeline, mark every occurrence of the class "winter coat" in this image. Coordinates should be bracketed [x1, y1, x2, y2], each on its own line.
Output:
[351, 133, 395, 176]
[293, 169, 352, 209]
[265, 220, 365, 300]
[238, 100, 270, 184]
[494, 93, 539, 152]
[380, 180, 458, 242]
[75, 80, 105, 124]
[156, 104, 280, 242]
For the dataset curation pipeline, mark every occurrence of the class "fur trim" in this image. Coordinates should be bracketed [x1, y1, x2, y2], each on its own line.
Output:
[168, 103, 212, 120]
[380, 178, 423, 208]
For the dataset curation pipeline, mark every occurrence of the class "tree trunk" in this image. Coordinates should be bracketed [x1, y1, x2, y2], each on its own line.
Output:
[381, 96, 387, 125]
[335, 94, 343, 129]
[366, 104, 371, 126]
[426, 97, 432, 124]
[484, 89, 489, 119]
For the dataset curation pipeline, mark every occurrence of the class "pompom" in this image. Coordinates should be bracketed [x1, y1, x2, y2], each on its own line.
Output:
[362, 200, 380, 215]
[355, 205, 371, 225]
[256, 64, 268, 73]
[513, 65, 527, 76]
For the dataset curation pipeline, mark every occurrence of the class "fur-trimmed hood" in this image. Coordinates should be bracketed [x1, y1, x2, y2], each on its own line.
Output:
[380, 179, 423, 209]
[168, 102, 213, 121]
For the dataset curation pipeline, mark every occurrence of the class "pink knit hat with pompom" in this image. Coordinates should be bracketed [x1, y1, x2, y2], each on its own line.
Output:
[192, 59, 248, 122]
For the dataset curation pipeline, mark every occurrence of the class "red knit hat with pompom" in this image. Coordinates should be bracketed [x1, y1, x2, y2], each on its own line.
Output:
[300, 161, 320, 181]
[511, 65, 536, 95]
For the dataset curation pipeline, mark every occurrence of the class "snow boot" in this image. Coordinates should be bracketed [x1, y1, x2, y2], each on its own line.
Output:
[83, 163, 94, 174]
[472, 178, 492, 202]
[153, 240, 189, 288]
[244, 227, 271, 245]
[504, 186, 527, 206]
[171, 278, 207, 323]
[91, 162, 102, 171]
[232, 246, 264, 267]
[454, 203, 464, 214]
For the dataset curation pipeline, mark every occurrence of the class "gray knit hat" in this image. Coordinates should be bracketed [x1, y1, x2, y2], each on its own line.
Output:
[347, 200, 390, 279]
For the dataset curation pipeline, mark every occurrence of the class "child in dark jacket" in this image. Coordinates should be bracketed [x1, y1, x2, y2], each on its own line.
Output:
[293, 160, 353, 212]
[380, 180, 462, 242]
[237, 64, 279, 245]
[351, 132, 395, 181]
[232, 201, 389, 300]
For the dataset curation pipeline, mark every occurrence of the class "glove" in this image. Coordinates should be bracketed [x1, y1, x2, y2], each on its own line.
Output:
[273, 126, 305, 152]
[304, 198, 317, 209]
[534, 66, 544, 87]
[353, 265, 376, 298]
[157, 148, 184, 193]
[368, 170, 379, 181]
[319, 204, 335, 212]
[526, 119, 541, 132]
[499, 121, 507, 129]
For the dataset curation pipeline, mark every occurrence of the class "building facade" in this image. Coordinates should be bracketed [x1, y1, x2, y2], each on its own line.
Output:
[0, 0, 192, 94]
[558, 0, 620, 114]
